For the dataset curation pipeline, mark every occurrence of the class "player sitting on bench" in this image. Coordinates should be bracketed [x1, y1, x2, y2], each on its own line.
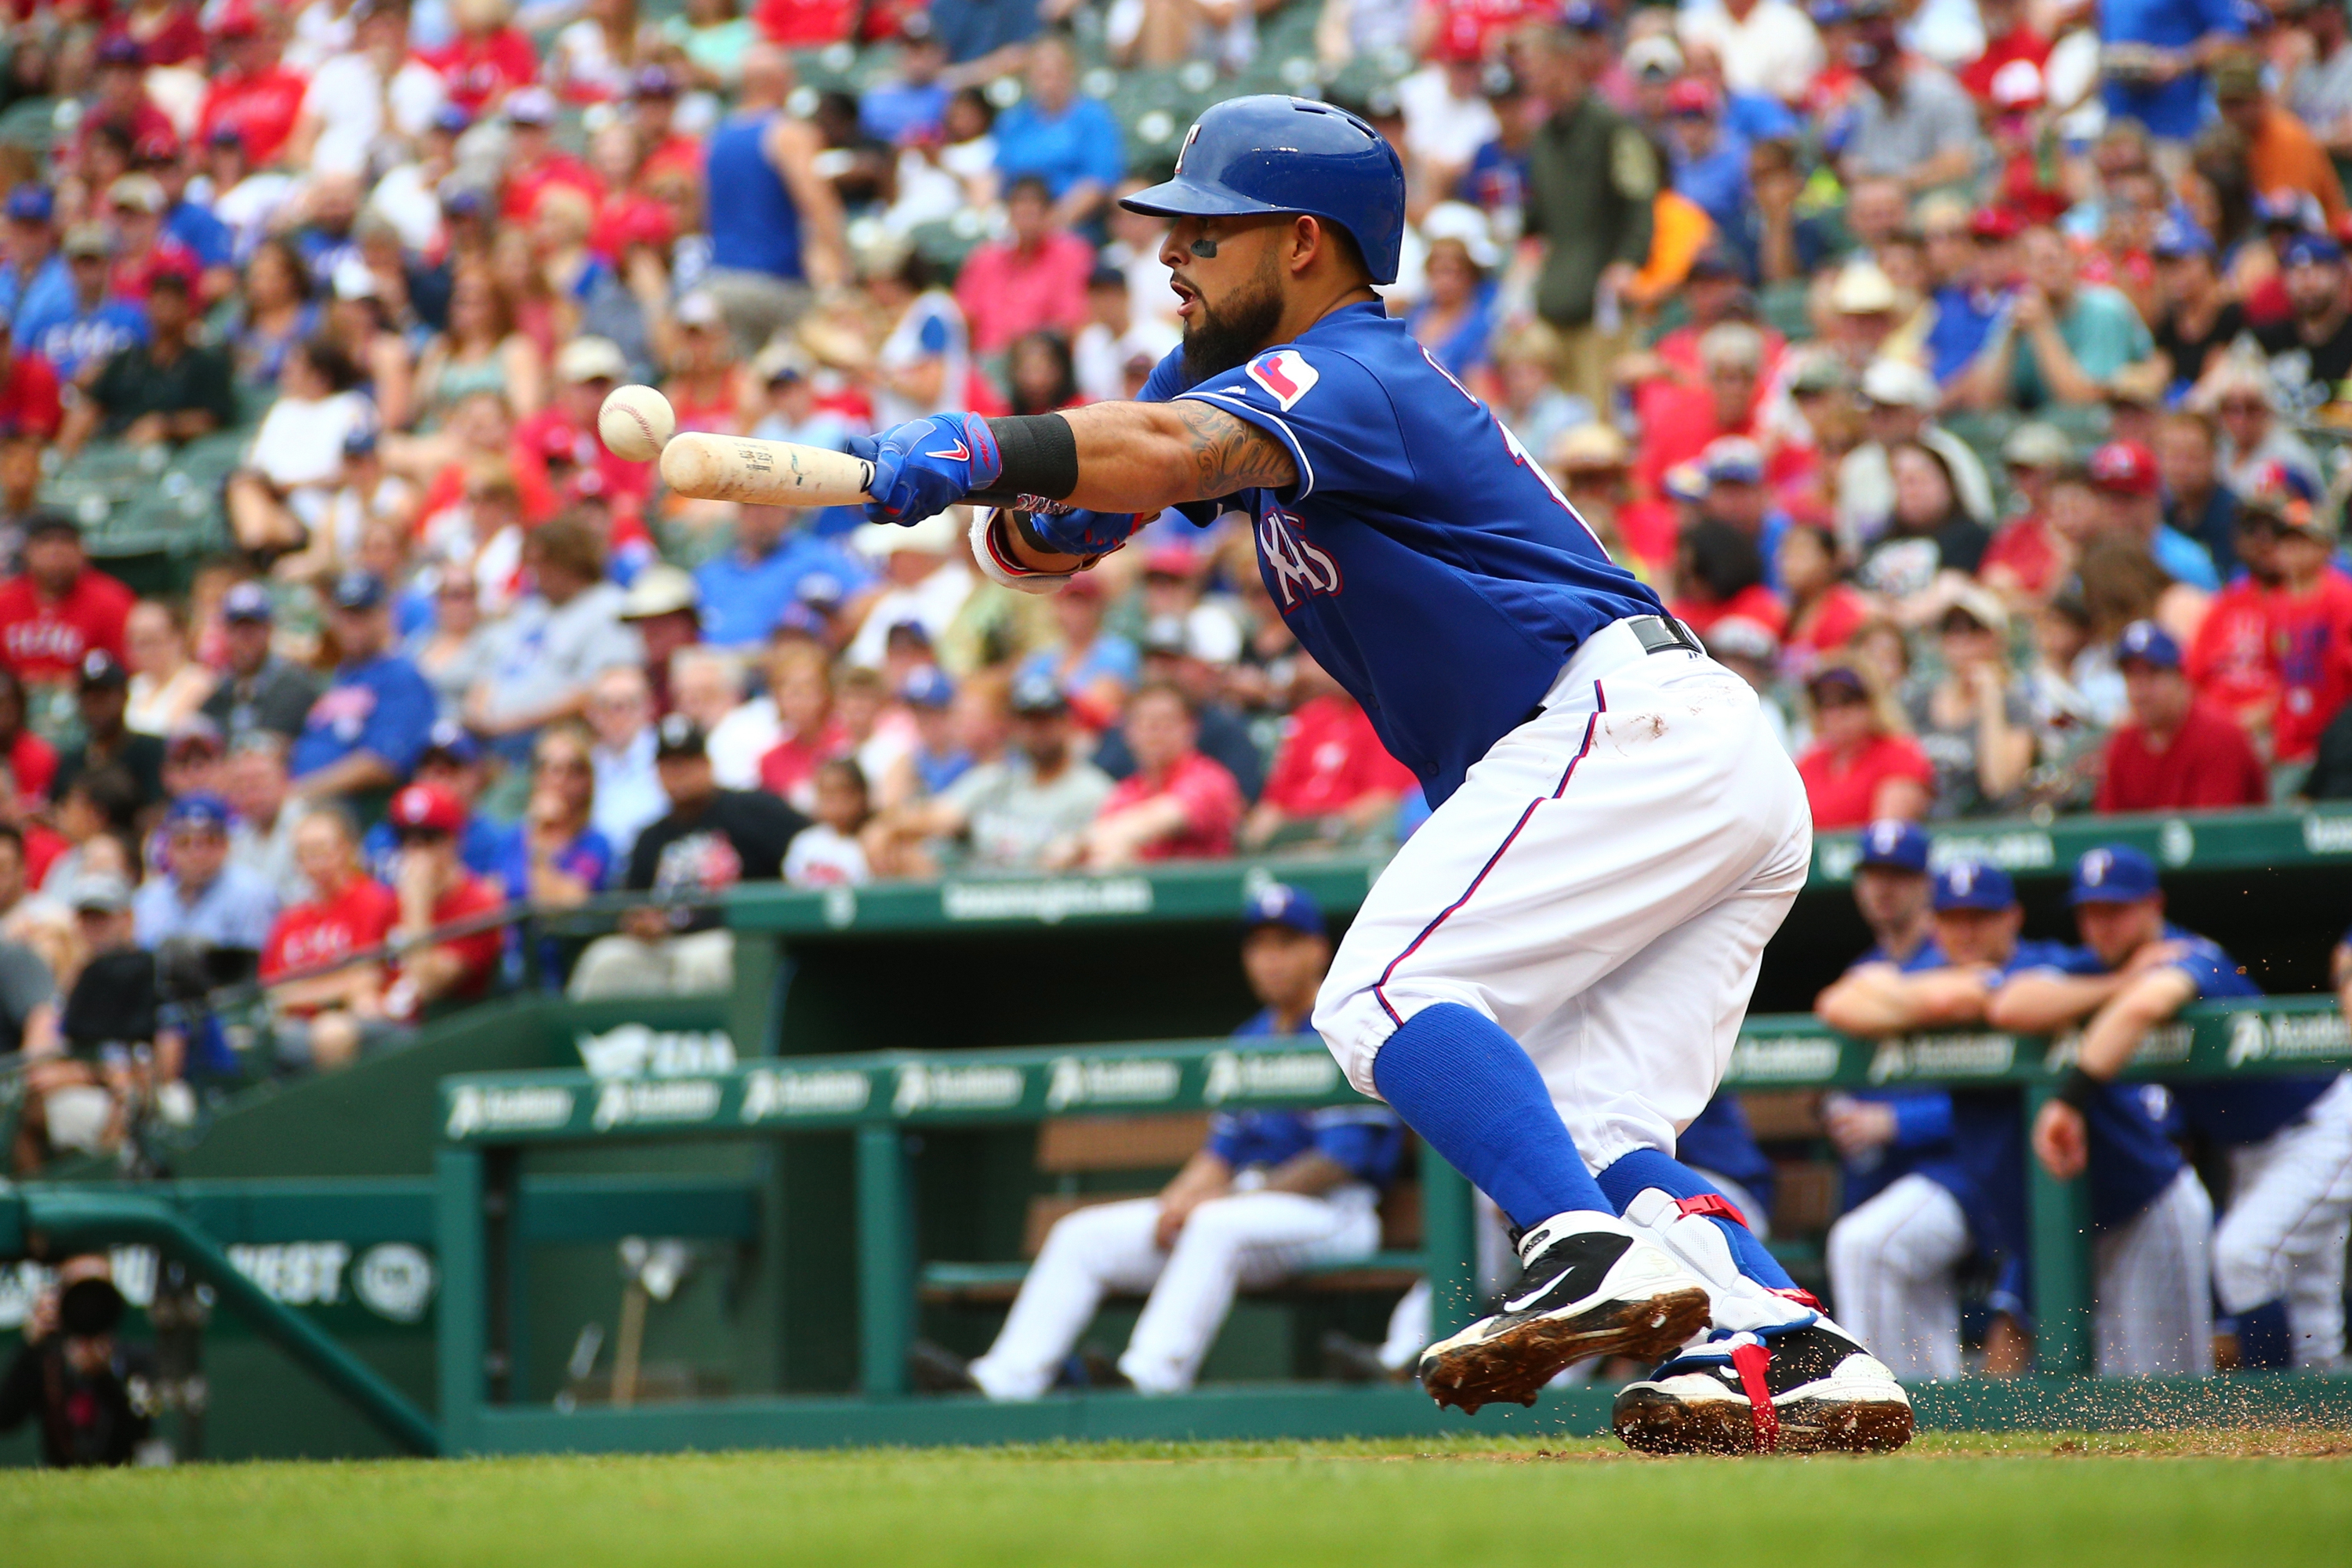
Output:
[915, 884, 1402, 1399]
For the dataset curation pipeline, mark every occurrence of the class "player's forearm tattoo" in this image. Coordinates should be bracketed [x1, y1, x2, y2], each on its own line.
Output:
[1175, 400, 1297, 497]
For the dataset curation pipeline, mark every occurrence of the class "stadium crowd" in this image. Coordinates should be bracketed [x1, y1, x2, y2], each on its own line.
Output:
[0, 0, 2344, 1174]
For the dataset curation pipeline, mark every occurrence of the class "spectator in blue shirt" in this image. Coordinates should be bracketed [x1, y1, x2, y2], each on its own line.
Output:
[989, 36, 1125, 229]
[2102, 0, 2244, 144]
[1924, 206, 2020, 387]
[132, 794, 282, 955]
[920, 885, 1401, 1400]
[692, 502, 873, 648]
[361, 722, 515, 885]
[928, 0, 1046, 74]
[860, 13, 953, 145]
[1, 185, 72, 338]
[1664, 80, 1756, 276]
[20, 227, 148, 384]
[289, 572, 440, 803]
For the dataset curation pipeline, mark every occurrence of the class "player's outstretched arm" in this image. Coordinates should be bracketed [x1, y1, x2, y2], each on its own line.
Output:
[1984, 969, 2129, 1033]
[2071, 968, 2198, 1080]
[1062, 400, 1298, 512]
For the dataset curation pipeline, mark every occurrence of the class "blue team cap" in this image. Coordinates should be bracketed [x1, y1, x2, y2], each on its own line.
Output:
[1809, 0, 1853, 23]
[420, 718, 481, 765]
[2114, 619, 2182, 670]
[2150, 218, 2213, 260]
[900, 665, 955, 710]
[1857, 818, 1930, 873]
[2070, 844, 2161, 906]
[330, 570, 386, 612]
[1559, 0, 1608, 30]
[1243, 883, 1325, 938]
[1933, 859, 2015, 913]
[2281, 232, 2346, 269]
[5, 183, 53, 223]
[165, 793, 234, 835]
[797, 572, 847, 611]
[221, 581, 274, 623]
[771, 601, 830, 641]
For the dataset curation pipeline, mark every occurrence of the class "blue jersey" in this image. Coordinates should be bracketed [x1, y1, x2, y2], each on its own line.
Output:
[692, 532, 873, 647]
[1838, 938, 1973, 1221]
[289, 652, 440, 782]
[1207, 1008, 1403, 1186]
[1675, 1094, 1775, 1217]
[2020, 942, 2188, 1228]
[2146, 924, 2330, 1145]
[1066, 303, 1662, 805]
[22, 297, 147, 382]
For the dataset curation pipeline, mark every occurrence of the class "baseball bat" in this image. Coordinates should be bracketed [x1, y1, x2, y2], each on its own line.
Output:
[659, 433, 876, 506]
[659, 432, 1064, 514]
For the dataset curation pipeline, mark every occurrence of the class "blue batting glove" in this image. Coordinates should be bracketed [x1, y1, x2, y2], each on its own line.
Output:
[849, 413, 1002, 525]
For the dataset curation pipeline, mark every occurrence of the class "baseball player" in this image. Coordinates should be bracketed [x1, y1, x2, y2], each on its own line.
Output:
[2005, 845, 2351, 1370]
[1988, 847, 2228, 1376]
[927, 885, 1403, 1399]
[1817, 858, 2052, 1381]
[845, 94, 1908, 1453]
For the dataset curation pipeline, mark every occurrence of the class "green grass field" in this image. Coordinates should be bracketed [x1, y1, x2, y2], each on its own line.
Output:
[7, 1432, 2352, 1566]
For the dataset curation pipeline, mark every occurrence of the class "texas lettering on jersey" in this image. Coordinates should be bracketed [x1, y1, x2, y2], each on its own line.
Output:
[1258, 508, 1341, 608]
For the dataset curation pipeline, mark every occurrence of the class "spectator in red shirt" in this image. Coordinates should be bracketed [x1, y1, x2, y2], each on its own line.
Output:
[1795, 660, 1934, 828]
[0, 320, 61, 441]
[2096, 620, 2267, 814]
[260, 810, 401, 1072]
[101, 175, 201, 305]
[499, 88, 605, 223]
[1634, 321, 1769, 503]
[1241, 659, 1417, 851]
[1671, 517, 1787, 639]
[1068, 683, 1243, 868]
[1978, 422, 2074, 604]
[2186, 498, 2285, 735]
[1957, 0, 2049, 103]
[0, 666, 54, 806]
[0, 514, 135, 687]
[423, 0, 542, 117]
[197, 10, 310, 170]
[1776, 521, 1871, 679]
[953, 174, 1093, 356]
[380, 782, 507, 1022]
[2267, 484, 2352, 768]
[74, 36, 180, 173]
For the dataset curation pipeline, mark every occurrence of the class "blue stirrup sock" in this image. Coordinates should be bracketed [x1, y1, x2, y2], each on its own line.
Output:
[1596, 1148, 1798, 1292]
[1370, 1003, 1610, 1231]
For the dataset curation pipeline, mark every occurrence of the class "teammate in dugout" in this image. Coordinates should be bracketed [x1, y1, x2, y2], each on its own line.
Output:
[1996, 845, 2352, 1371]
[1816, 852, 2049, 1381]
[917, 884, 1403, 1399]
[844, 94, 1908, 1453]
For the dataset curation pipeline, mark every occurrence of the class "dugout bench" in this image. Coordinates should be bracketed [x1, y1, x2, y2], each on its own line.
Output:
[429, 996, 2352, 1454]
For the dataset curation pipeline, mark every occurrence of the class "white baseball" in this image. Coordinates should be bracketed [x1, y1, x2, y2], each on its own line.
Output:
[598, 384, 676, 463]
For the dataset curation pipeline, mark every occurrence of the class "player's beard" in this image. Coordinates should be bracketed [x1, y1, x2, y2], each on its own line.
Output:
[1181, 253, 1287, 383]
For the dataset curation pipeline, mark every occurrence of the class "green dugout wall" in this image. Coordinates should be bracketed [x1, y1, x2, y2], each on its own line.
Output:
[5, 804, 2352, 1461]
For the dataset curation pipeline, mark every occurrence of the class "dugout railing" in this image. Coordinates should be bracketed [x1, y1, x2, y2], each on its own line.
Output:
[426, 996, 2352, 1455]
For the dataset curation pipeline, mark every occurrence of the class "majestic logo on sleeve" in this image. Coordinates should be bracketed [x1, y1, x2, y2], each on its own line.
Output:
[1246, 350, 1319, 411]
[1258, 508, 1341, 608]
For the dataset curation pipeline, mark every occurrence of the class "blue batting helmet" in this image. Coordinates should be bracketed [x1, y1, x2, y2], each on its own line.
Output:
[1121, 96, 1407, 285]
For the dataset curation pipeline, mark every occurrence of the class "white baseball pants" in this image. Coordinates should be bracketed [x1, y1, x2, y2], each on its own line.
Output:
[1826, 1174, 1973, 1383]
[967, 1187, 1381, 1400]
[2096, 1167, 2216, 1377]
[2212, 1073, 2352, 1368]
[1314, 619, 1814, 1173]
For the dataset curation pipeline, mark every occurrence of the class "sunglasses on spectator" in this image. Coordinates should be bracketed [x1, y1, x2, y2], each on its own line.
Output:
[2217, 399, 2265, 415]
[394, 827, 452, 846]
[1940, 612, 1994, 636]
[1811, 688, 1867, 710]
[537, 757, 592, 775]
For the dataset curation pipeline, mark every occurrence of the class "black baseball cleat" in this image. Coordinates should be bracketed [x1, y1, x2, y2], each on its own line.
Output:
[907, 1340, 979, 1394]
[1417, 1212, 1711, 1415]
[1612, 1319, 1915, 1455]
